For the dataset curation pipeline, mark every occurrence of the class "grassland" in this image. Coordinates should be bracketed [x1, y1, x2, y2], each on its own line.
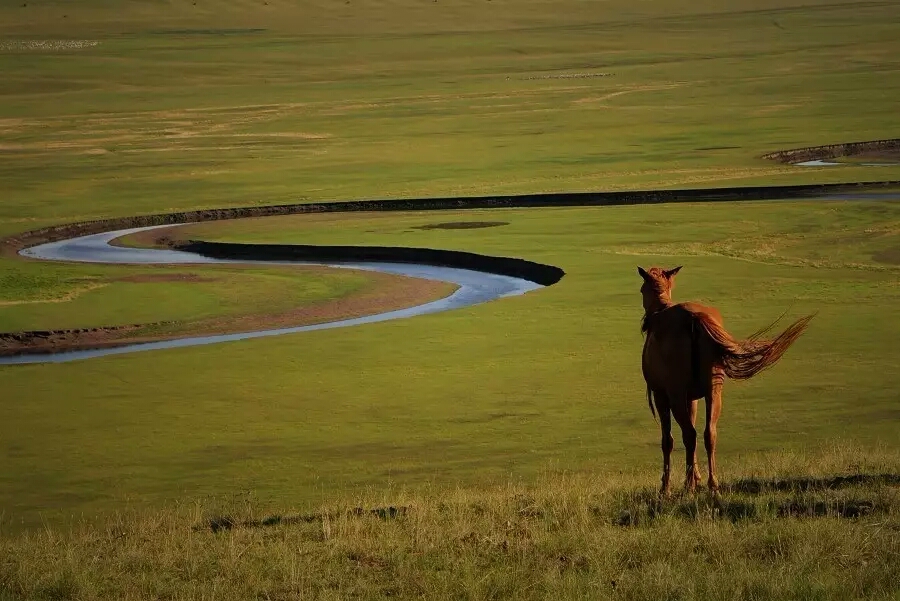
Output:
[1, 2, 899, 598]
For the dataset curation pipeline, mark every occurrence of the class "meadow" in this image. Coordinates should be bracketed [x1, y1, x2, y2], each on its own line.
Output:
[1, 0, 899, 598]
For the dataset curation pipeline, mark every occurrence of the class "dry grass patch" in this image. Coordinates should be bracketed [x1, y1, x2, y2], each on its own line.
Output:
[0, 104, 330, 157]
[0, 39, 99, 52]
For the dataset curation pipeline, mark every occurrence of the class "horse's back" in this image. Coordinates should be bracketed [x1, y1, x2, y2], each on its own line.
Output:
[678, 301, 723, 326]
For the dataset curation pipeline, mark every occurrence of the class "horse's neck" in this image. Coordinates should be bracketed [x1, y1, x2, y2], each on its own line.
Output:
[646, 297, 674, 315]
[642, 301, 674, 333]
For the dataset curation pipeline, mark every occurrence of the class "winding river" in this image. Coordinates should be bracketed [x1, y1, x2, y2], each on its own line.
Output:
[5, 183, 899, 366]
[1, 224, 544, 365]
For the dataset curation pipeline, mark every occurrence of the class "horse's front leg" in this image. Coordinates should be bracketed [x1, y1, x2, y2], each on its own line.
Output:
[655, 391, 674, 496]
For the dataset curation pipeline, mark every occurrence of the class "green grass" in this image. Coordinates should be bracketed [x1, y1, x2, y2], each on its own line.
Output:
[0, 263, 378, 332]
[1, 445, 898, 600]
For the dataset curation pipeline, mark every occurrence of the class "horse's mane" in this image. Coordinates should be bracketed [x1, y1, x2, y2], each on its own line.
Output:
[640, 311, 657, 334]
[641, 305, 677, 334]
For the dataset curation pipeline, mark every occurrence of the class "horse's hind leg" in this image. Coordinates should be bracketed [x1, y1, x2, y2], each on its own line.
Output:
[654, 391, 674, 496]
[672, 398, 701, 492]
[704, 371, 724, 492]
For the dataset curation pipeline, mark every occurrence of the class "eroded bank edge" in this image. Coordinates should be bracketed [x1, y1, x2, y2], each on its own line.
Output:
[760, 139, 900, 164]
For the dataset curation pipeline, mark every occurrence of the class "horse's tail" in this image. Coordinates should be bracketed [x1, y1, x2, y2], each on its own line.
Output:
[694, 310, 816, 380]
[647, 385, 657, 422]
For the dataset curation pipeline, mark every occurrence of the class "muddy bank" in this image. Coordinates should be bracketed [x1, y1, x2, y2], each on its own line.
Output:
[761, 139, 900, 164]
[6, 181, 900, 258]
[0, 322, 176, 357]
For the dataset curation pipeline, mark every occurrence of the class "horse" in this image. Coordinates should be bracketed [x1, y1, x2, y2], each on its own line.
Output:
[638, 265, 814, 495]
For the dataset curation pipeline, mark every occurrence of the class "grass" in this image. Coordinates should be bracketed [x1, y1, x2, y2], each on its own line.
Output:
[1, 445, 898, 600]
[151, 197, 900, 270]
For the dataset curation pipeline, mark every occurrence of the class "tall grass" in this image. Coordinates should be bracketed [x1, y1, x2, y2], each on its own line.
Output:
[2, 444, 898, 600]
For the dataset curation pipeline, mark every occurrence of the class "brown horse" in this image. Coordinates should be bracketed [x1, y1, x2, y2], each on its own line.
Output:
[638, 266, 814, 495]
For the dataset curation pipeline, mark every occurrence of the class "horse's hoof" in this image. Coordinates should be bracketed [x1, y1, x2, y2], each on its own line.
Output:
[685, 469, 701, 493]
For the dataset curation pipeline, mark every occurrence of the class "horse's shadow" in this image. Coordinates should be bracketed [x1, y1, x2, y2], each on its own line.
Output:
[200, 505, 408, 533]
[721, 472, 900, 494]
[615, 472, 899, 526]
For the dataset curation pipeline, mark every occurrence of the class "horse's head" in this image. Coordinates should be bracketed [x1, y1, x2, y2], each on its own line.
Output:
[637, 265, 682, 312]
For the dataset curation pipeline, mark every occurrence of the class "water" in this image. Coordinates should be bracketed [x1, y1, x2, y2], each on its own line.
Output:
[795, 160, 899, 167]
[794, 160, 842, 167]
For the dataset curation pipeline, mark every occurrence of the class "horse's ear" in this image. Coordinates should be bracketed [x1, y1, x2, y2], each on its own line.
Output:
[664, 266, 682, 279]
[638, 266, 650, 280]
